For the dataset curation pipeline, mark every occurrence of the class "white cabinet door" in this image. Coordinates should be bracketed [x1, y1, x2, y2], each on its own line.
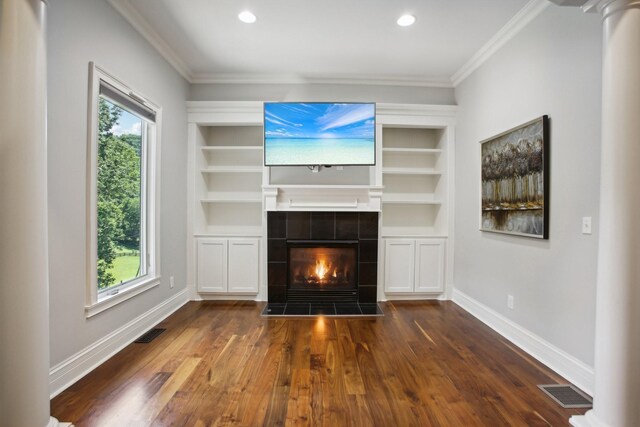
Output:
[228, 238, 260, 293]
[384, 239, 415, 293]
[196, 239, 227, 293]
[415, 239, 445, 293]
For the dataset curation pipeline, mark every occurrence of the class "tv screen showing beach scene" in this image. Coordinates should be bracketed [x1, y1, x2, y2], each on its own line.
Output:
[264, 102, 376, 166]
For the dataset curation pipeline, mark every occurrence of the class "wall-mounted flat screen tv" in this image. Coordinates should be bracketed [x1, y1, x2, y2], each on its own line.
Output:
[264, 102, 376, 166]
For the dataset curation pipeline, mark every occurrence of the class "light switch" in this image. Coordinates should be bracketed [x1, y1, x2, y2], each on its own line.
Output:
[582, 217, 592, 235]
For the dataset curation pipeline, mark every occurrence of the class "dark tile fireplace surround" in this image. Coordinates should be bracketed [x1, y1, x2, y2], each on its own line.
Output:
[266, 211, 379, 315]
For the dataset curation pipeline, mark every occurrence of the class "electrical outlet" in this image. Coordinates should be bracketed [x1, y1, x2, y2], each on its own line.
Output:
[582, 217, 592, 235]
[169, 276, 174, 288]
[507, 295, 514, 310]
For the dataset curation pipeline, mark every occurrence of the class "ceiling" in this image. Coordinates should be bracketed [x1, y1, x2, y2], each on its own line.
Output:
[109, 0, 537, 87]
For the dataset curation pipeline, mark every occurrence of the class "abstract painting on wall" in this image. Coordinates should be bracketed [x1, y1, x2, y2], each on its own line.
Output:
[480, 115, 549, 239]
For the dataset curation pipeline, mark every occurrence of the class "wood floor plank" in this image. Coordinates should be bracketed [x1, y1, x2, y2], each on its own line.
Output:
[51, 301, 588, 426]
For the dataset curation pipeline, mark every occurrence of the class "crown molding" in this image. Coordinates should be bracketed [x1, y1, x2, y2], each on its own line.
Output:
[450, 0, 550, 87]
[107, 0, 454, 89]
[111, 0, 550, 90]
[107, 0, 192, 82]
[189, 72, 454, 88]
[582, 0, 606, 11]
[583, 0, 640, 16]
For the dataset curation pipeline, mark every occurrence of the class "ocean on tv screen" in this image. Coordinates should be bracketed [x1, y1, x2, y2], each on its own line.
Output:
[265, 138, 375, 165]
[264, 103, 375, 166]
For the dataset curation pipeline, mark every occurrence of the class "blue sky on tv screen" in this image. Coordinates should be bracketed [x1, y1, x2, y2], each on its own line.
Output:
[264, 103, 375, 140]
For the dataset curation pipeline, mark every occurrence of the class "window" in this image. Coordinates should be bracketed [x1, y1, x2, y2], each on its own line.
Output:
[85, 63, 161, 317]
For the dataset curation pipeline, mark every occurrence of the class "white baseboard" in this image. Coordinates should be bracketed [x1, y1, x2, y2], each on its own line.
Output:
[49, 289, 189, 398]
[48, 417, 73, 427]
[193, 293, 261, 301]
[382, 293, 446, 301]
[452, 289, 594, 396]
[569, 411, 605, 427]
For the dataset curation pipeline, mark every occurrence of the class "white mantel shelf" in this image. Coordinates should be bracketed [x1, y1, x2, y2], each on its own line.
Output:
[263, 185, 383, 212]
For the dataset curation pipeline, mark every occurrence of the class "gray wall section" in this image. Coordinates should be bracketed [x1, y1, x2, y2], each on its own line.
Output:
[47, 0, 188, 366]
[454, 6, 601, 366]
[189, 82, 456, 105]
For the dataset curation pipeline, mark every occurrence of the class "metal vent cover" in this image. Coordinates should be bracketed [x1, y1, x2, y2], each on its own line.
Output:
[538, 384, 593, 408]
[135, 328, 165, 343]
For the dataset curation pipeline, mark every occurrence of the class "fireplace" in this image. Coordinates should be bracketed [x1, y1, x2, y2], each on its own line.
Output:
[267, 212, 379, 306]
[287, 241, 358, 303]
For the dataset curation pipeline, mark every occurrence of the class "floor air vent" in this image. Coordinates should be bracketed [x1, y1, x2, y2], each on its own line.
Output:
[538, 384, 592, 408]
[135, 328, 165, 343]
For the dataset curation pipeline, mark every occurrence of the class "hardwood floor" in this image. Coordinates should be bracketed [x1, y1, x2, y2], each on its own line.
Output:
[51, 301, 588, 426]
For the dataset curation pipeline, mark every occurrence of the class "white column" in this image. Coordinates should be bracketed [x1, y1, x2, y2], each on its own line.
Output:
[571, 1, 640, 427]
[0, 1, 60, 426]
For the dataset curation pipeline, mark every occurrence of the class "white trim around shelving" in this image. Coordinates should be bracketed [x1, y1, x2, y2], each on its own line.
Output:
[452, 289, 594, 396]
[50, 289, 189, 398]
[186, 102, 264, 125]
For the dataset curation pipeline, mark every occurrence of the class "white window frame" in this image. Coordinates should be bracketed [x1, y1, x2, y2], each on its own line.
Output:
[85, 62, 162, 318]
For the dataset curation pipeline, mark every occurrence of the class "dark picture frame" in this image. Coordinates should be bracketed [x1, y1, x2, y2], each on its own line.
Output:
[480, 115, 549, 239]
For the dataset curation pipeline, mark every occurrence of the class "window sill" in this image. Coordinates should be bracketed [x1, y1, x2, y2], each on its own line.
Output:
[85, 276, 161, 318]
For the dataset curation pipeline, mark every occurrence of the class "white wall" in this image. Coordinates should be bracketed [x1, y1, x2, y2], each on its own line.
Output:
[189, 82, 456, 105]
[454, 6, 601, 367]
[47, 0, 188, 366]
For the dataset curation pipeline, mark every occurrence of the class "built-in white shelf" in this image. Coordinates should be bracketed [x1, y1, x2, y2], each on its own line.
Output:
[187, 102, 456, 301]
[200, 145, 262, 151]
[190, 115, 265, 298]
[382, 193, 442, 205]
[201, 166, 263, 174]
[266, 184, 375, 190]
[380, 124, 450, 251]
[382, 167, 441, 175]
[382, 147, 442, 154]
[201, 192, 262, 203]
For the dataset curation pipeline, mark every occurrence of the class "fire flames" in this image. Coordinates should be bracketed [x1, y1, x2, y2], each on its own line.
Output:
[314, 258, 330, 280]
[290, 247, 355, 288]
[313, 259, 341, 282]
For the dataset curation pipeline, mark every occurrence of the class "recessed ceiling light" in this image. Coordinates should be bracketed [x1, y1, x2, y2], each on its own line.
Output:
[397, 14, 416, 27]
[238, 11, 257, 24]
